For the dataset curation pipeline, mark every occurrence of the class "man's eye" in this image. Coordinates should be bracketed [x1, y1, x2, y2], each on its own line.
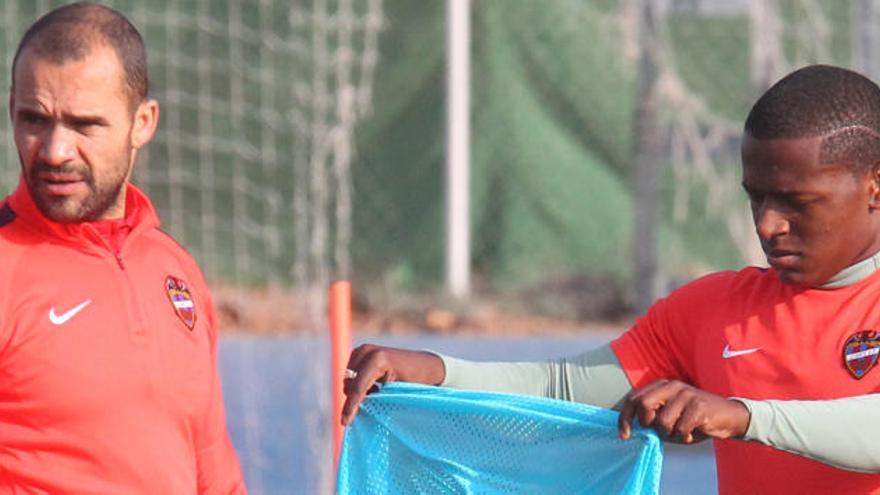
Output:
[74, 122, 97, 132]
[20, 113, 46, 125]
[73, 119, 101, 129]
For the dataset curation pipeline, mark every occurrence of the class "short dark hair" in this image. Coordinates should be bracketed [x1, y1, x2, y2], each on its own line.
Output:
[744, 64, 880, 172]
[11, 2, 148, 106]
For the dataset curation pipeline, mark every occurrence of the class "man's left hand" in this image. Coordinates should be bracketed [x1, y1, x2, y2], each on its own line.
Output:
[617, 379, 750, 444]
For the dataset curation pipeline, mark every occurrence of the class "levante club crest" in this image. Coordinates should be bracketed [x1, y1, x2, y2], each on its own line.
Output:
[166, 276, 196, 330]
[843, 330, 880, 379]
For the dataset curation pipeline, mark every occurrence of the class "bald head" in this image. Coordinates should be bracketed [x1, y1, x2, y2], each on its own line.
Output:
[744, 64, 880, 173]
[12, 2, 148, 108]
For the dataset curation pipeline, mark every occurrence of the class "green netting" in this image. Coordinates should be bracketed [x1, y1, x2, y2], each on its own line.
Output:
[352, 0, 855, 295]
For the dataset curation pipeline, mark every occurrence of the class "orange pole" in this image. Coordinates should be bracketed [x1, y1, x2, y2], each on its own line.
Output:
[329, 280, 353, 468]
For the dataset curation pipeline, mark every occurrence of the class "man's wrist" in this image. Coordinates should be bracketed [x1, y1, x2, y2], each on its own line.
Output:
[414, 351, 446, 385]
[728, 398, 753, 439]
[399, 350, 446, 386]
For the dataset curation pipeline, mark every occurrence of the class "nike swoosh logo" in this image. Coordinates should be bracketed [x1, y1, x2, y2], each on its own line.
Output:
[722, 344, 761, 359]
[48, 300, 92, 325]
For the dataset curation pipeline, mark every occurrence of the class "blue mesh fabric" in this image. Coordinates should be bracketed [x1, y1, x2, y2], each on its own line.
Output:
[337, 383, 662, 494]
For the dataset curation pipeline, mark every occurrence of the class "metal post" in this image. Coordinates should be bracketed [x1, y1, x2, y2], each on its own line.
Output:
[445, 0, 471, 299]
[634, 0, 661, 314]
[749, 0, 783, 95]
[852, 0, 880, 82]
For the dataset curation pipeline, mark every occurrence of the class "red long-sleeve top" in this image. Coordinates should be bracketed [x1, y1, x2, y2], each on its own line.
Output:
[0, 180, 245, 494]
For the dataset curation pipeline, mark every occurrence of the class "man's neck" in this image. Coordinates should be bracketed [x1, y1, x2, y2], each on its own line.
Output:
[95, 192, 127, 221]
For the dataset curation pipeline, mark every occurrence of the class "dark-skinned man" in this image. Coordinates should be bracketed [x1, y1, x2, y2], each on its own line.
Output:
[343, 64, 880, 494]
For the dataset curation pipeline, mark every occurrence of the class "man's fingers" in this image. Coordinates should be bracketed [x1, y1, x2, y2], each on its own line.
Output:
[653, 390, 689, 437]
[620, 379, 744, 444]
[618, 399, 636, 440]
[673, 403, 709, 444]
[340, 397, 361, 427]
[341, 345, 446, 426]
[619, 380, 689, 440]
[345, 344, 376, 375]
[636, 400, 659, 431]
[341, 365, 388, 426]
[619, 388, 654, 439]
[341, 347, 395, 426]
[618, 385, 662, 439]
[632, 384, 680, 429]
[677, 398, 749, 441]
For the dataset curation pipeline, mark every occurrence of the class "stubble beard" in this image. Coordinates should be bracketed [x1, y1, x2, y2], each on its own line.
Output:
[24, 158, 132, 224]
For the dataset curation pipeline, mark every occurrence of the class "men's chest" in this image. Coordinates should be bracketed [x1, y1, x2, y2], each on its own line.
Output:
[692, 293, 880, 400]
[0, 248, 213, 418]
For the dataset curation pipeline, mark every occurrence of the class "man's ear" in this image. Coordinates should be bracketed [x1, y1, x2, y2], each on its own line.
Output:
[869, 163, 880, 210]
[131, 98, 159, 150]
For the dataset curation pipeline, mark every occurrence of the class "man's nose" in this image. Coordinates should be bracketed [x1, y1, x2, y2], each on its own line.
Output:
[38, 126, 76, 166]
[754, 202, 790, 240]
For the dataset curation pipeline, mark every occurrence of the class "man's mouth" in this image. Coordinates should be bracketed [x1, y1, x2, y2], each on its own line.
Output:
[766, 249, 801, 270]
[38, 172, 86, 196]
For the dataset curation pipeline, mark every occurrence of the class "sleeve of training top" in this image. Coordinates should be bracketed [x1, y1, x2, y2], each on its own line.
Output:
[436, 266, 880, 473]
[609, 284, 700, 389]
[734, 395, 880, 473]
[194, 288, 248, 495]
[440, 345, 880, 473]
[436, 344, 634, 410]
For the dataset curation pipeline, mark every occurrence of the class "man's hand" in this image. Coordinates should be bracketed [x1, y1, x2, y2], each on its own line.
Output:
[618, 379, 751, 444]
[341, 345, 445, 426]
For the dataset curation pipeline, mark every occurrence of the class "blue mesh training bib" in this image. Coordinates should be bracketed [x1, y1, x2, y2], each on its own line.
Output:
[337, 383, 662, 494]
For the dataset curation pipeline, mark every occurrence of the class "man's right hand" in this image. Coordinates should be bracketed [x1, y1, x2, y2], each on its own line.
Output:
[341, 345, 446, 426]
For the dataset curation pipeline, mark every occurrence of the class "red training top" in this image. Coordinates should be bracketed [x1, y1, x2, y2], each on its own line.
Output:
[612, 267, 880, 495]
[0, 181, 246, 494]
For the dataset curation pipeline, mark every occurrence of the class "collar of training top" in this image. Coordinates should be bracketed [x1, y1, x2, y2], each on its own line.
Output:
[819, 251, 880, 289]
[5, 177, 160, 252]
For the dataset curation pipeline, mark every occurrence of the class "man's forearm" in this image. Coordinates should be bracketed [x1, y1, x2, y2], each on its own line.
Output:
[735, 395, 880, 473]
[436, 344, 633, 410]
